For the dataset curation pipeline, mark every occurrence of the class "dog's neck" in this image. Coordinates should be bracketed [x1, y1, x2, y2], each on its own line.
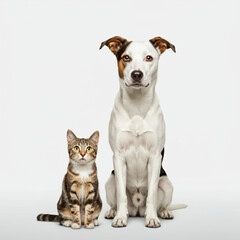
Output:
[119, 81, 156, 118]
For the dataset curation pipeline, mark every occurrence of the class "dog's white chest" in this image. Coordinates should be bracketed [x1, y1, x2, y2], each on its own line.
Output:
[126, 116, 149, 136]
[118, 116, 154, 149]
[118, 116, 155, 188]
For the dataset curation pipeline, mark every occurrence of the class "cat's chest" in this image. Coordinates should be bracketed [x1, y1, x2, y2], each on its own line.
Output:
[70, 176, 94, 202]
[78, 184, 86, 202]
[72, 164, 94, 179]
[77, 180, 95, 202]
[69, 163, 95, 202]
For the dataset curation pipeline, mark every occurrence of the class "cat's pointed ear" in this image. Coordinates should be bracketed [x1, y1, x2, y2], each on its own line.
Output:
[99, 36, 127, 55]
[89, 131, 99, 145]
[149, 36, 176, 54]
[67, 129, 77, 144]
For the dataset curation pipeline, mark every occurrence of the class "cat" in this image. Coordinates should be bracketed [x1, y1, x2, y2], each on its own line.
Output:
[37, 130, 102, 229]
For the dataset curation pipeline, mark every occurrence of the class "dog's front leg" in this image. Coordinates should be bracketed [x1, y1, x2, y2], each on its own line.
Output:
[112, 152, 128, 227]
[145, 152, 161, 228]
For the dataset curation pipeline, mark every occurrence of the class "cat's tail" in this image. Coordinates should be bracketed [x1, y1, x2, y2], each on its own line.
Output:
[168, 204, 188, 211]
[37, 213, 59, 222]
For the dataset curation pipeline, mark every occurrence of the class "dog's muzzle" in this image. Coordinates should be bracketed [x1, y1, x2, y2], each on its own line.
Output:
[125, 70, 149, 88]
[131, 70, 143, 82]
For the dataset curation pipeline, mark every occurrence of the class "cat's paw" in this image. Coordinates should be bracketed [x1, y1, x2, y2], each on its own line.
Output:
[105, 209, 116, 219]
[93, 219, 99, 226]
[71, 222, 81, 229]
[85, 222, 94, 229]
[61, 220, 72, 227]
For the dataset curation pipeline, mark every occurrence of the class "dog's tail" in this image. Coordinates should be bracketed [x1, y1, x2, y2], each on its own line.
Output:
[37, 213, 59, 222]
[168, 204, 188, 211]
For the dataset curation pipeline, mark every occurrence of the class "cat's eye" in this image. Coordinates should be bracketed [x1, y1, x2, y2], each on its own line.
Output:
[145, 55, 153, 62]
[122, 55, 131, 62]
[86, 146, 92, 152]
[74, 146, 79, 151]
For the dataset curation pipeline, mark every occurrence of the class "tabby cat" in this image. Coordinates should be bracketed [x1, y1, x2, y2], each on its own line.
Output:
[37, 130, 102, 229]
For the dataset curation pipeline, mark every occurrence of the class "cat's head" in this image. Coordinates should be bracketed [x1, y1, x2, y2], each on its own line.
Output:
[67, 130, 99, 164]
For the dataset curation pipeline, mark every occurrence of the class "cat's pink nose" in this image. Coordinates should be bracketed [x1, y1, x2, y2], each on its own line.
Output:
[80, 150, 86, 157]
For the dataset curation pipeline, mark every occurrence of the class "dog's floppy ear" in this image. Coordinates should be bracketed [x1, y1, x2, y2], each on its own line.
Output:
[99, 36, 128, 55]
[149, 36, 176, 54]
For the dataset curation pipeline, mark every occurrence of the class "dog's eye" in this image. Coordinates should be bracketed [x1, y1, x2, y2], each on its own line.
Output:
[122, 55, 131, 62]
[74, 146, 79, 151]
[145, 55, 153, 62]
[86, 146, 92, 152]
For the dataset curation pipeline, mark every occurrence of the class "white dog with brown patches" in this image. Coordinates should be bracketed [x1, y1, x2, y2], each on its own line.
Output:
[100, 36, 186, 228]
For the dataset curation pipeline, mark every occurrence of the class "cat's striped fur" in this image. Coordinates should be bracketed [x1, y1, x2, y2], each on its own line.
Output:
[37, 130, 102, 229]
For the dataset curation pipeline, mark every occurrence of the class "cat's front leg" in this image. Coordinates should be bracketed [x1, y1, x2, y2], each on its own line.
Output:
[69, 203, 81, 229]
[69, 184, 81, 229]
[84, 183, 96, 229]
[84, 202, 95, 229]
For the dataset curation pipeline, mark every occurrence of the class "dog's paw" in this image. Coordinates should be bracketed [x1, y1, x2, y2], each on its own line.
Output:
[71, 222, 81, 229]
[105, 209, 117, 219]
[145, 216, 161, 228]
[159, 209, 174, 219]
[112, 214, 128, 227]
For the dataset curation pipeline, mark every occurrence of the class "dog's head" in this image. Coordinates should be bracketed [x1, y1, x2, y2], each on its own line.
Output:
[100, 36, 175, 89]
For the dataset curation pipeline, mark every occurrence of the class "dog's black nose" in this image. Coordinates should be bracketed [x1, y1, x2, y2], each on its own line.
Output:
[131, 70, 143, 82]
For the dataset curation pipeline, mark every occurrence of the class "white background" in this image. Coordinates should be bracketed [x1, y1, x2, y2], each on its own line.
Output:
[1, 0, 240, 239]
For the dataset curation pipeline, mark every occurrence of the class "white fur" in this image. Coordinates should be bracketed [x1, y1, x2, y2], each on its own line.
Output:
[85, 222, 94, 229]
[71, 222, 81, 229]
[105, 41, 177, 228]
[120, 41, 160, 89]
[70, 161, 94, 179]
[61, 220, 72, 227]
[93, 219, 99, 226]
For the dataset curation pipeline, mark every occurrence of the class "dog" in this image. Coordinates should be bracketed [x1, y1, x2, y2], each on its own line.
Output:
[100, 36, 186, 228]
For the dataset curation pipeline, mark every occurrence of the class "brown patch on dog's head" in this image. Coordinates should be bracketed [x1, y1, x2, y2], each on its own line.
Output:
[100, 36, 132, 79]
[117, 58, 126, 79]
[149, 36, 176, 54]
[117, 43, 133, 79]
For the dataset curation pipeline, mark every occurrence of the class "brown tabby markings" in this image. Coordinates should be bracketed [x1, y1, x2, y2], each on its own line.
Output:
[37, 130, 102, 229]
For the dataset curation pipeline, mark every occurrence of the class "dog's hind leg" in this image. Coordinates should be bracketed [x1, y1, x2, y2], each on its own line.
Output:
[157, 176, 174, 219]
[105, 173, 117, 219]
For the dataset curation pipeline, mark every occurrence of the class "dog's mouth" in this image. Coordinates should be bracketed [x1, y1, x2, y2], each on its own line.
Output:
[125, 83, 149, 88]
